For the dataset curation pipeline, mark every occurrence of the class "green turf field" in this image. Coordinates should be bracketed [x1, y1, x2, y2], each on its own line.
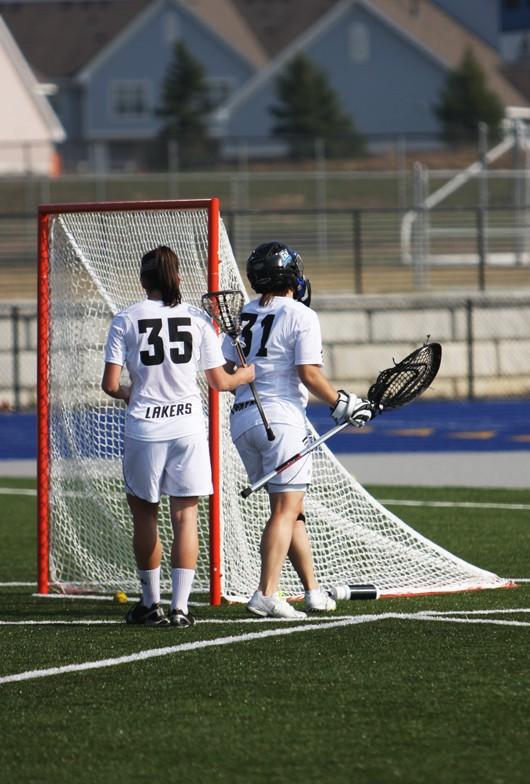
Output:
[1, 477, 529, 784]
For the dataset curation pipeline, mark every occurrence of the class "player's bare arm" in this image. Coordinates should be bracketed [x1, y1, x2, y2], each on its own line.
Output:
[101, 362, 131, 403]
[296, 363, 338, 406]
[205, 363, 255, 392]
[297, 363, 372, 427]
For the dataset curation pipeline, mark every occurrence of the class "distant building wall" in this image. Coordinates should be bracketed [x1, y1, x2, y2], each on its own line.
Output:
[0, 19, 63, 174]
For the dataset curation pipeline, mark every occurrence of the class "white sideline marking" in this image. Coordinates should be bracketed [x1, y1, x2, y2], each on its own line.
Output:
[2, 485, 530, 512]
[2, 610, 530, 686]
[416, 615, 530, 627]
[381, 498, 530, 511]
[0, 616, 337, 627]
[0, 614, 382, 685]
[0, 581, 36, 587]
[28, 593, 209, 607]
[0, 487, 36, 496]
[0, 615, 334, 626]
[2, 608, 529, 627]
[419, 608, 530, 615]
[0, 620, 121, 625]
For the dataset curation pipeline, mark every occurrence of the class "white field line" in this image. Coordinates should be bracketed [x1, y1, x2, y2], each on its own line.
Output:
[2, 485, 530, 512]
[418, 608, 530, 615]
[27, 593, 208, 606]
[0, 487, 36, 496]
[1, 608, 529, 627]
[1, 610, 530, 686]
[414, 615, 530, 627]
[380, 499, 530, 511]
[0, 614, 382, 685]
[0, 616, 343, 626]
[0, 615, 352, 626]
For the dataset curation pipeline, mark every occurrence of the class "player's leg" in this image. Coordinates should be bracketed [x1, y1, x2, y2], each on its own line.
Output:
[123, 437, 169, 625]
[288, 513, 336, 612]
[234, 423, 309, 619]
[258, 489, 305, 596]
[169, 495, 199, 626]
[246, 489, 307, 619]
[287, 512, 315, 589]
[162, 432, 213, 627]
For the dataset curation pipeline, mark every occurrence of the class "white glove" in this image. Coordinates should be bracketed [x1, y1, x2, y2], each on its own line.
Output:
[349, 399, 374, 428]
[330, 390, 373, 428]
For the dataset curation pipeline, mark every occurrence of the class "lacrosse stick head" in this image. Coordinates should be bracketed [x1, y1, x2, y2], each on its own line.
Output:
[201, 289, 245, 338]
[368, 342, 442, 410]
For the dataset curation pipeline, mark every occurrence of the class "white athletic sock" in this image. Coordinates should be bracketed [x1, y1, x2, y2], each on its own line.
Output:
[171, 568, 195, 614]
[138, 567, 160, 608]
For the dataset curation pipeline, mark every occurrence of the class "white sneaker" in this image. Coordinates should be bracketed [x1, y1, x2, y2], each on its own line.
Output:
[305, 588, 337, 612]
[247, 590, 307, 619]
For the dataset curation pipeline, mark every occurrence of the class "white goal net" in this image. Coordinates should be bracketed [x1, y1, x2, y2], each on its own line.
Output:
[39, 201, 511, 599]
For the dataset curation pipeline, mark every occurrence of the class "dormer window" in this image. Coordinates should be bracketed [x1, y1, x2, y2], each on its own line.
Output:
[349, 22, 370, 63]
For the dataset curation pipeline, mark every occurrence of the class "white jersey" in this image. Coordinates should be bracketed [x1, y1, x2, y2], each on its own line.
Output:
[222, 296, 323, 440]
[104, 298, 225, 441]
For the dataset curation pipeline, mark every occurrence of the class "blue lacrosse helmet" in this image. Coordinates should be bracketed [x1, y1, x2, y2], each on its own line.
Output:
[246, 241, 311, 305]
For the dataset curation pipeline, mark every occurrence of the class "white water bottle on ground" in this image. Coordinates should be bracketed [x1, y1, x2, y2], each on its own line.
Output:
[330, 584, 379, 600]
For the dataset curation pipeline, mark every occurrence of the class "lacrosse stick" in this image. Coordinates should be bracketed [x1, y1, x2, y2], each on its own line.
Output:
[241, 341, 442, 497]
[201, 289, 275, 441]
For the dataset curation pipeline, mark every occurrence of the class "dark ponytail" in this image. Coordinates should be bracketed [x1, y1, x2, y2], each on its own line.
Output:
[140, 246, 182, 307]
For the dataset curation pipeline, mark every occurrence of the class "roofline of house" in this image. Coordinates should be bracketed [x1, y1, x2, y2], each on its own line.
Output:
[213, 0, 452, 125]
[77, 0, 164, 84]
[213, 0, 353, 123]
[77, 0, 258, 86]
[362, 0, 449, 69]
[0, 15, 65, 141]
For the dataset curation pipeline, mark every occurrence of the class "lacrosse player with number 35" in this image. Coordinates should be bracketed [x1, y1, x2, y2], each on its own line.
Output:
[101, 246, 254, 628]
[222, 241, 372, 619]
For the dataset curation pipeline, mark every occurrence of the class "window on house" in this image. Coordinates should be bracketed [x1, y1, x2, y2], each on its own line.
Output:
[111, 81, 151, 118]
[208, 77, 235, 108]
[349, 22, 370, 63]
[164, 11, 180, 45]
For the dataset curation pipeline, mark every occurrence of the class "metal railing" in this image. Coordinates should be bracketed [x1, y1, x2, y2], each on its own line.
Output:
[0, 304, 37, 410]
[1, 296, 529, 410]
[2, 204, 530, 298]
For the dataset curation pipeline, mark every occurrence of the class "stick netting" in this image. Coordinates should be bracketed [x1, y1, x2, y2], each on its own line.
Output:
[44, 205, 510, 598]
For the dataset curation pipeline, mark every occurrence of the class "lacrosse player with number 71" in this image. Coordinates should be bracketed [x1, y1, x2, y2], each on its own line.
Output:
[222, 241, 373, 619]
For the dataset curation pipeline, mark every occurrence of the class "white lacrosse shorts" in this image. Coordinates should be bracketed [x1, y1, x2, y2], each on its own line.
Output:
[234, 422, 312, 493]
[123, 433, 213, 503]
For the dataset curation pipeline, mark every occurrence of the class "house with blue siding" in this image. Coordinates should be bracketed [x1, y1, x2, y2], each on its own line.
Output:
[214, 0, 527, 150]
[0, 0, 265, 170]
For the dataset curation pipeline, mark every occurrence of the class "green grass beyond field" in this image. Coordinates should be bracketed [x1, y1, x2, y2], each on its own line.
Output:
[0, 477, 529, 784]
